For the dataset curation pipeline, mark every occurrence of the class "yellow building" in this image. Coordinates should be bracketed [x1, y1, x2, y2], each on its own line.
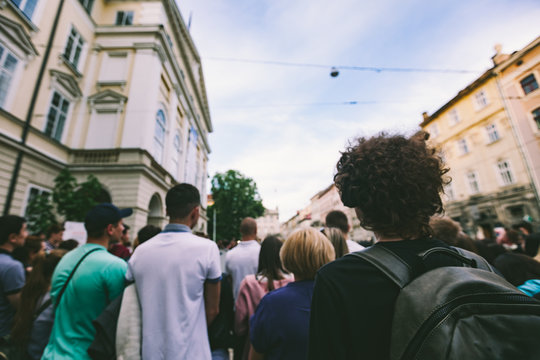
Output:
[495, 37, 540, 210]
[0, 0, 212, 232]
[421, 36, 540, 233]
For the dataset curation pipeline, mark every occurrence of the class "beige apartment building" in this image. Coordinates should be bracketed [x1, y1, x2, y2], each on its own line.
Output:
[421, 36, 540, 234]
[281, 184, 373, 241]
[255, 207, 280, 240]
[0, 0, 212, 232]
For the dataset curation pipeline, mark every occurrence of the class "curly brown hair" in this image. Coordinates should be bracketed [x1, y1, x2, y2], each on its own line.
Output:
[334, 131, 449, 239]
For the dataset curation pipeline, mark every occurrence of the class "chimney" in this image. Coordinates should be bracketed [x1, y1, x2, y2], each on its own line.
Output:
[422, 112, 429, 122]
[492, 43, 510, 66]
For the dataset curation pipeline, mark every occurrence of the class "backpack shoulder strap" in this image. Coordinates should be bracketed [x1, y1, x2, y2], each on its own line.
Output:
[348, 245, 412, 289]
[55, 247, 102, 307]
[451, 246, 497, 273]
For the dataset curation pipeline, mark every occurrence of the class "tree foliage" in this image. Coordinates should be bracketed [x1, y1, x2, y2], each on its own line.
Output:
[26, 192, 57, 235]
[208, 170, 265, 241]
[26, 169, 107, 234]
[54, 170, 104, 221]
[52, 168, 77, 219]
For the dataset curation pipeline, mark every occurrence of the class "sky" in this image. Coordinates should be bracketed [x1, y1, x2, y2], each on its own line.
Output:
[176, 0, 540, 222]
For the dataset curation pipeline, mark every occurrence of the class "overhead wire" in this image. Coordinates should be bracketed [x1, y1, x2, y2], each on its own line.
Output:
[204, 56, 482, 74]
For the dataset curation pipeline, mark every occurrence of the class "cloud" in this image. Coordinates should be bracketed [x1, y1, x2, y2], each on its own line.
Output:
[177, 0, 540, 221]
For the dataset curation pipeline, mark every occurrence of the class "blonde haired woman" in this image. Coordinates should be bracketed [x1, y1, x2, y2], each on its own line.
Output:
[249, 228, 335, 360]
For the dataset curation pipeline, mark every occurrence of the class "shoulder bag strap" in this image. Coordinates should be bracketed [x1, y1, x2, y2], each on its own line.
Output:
[347, 245, 412, 289]
[34, 298, 52, 320]
[55, 247, 102, 307]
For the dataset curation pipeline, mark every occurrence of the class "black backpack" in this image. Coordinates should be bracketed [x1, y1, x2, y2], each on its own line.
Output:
[351, 245, 540, 360]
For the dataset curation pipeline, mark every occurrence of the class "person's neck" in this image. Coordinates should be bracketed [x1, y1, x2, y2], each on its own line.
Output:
[376, 233, 422, 242]
[169, 219, 192, 228]
[0, 243, 13, 253]
[86, 237, 108, 248]
[293, 275, 311, 282]
[376, 234, 404, 242]
[241, 236, 256, 242]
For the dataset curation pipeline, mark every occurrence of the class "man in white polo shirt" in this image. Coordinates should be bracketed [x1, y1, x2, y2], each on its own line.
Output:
[225, 217, 261, 299]
[127, 184, 221, 360]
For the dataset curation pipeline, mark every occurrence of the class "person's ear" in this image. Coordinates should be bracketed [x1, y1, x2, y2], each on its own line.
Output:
[106, 223, 115, 236]
[7, 233, 17, 244]
[191, 206, 200, 227]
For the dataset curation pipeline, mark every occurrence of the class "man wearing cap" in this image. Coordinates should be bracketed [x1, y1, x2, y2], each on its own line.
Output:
[127, 183, 221, 360]
[42, 203, 132, 360]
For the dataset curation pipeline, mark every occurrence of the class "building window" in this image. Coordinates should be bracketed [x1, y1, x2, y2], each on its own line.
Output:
[508, 205, 525, 220]
[0, 45, 18, 108]
[153, 109, 166, 163]
[23, 186, 51, 221]
[497, 160, 514, 186]
[172, 131, 181, 177]
[520, 74, 539, 95]
[78, 0, 94, 13]
[438, 149, 446, 164]
[533, 108, 540, 129]
[166, 34, 173, 49]
[466, 172, 480, 194]
[486, 123, 500, 143]
[474, 90, 489, 109]
[448, 109, 460, 126]
[63, 27, 84, 69]
[44, 91, 70, 141]
[444, 183, 455, 201]
[10, 0, 38, 20]
[115, 11, 133, 25]
[457, 138, 469, 155]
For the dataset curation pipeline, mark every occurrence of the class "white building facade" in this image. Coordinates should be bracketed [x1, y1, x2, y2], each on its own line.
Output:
[255, 207, 280, 240]
[0, 0, 212, 233]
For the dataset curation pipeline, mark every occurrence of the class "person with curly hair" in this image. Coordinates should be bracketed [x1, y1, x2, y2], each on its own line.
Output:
[308, 131, 460, 360]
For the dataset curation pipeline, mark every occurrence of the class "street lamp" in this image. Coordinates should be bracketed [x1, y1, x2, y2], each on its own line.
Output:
[207, 197, 216, 242]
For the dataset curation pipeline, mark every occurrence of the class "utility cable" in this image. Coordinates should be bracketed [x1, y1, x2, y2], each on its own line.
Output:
[205, 56, 481, 74]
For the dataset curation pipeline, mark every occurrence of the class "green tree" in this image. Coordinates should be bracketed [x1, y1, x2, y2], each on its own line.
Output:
[53, 169, 106, 221]
[25, 192, 57, 235]
[53, 168, 77, 219]
[208, 170, 265, 242]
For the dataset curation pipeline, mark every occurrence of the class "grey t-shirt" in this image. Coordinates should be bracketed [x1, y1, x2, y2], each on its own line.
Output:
[0, 250, 25, 336]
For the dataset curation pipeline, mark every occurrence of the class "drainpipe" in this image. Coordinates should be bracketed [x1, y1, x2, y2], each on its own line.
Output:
[3, 0, 66, 215]
[494, 72, 540, 213]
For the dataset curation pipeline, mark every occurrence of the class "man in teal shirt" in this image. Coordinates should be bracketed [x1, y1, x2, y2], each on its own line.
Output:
[43, 203, 132, 359]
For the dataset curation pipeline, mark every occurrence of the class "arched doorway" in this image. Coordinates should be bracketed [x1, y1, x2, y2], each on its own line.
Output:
[147, 193, 164, 226]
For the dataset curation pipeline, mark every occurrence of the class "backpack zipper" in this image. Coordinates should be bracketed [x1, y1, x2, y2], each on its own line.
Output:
[401, 293, 540, 360]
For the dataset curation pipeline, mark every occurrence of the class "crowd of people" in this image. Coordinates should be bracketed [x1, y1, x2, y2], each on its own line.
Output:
[0, 131, 540, 359]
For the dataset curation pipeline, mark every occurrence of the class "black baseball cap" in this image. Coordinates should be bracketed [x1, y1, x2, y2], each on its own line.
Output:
[84, 203, 133, 232]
